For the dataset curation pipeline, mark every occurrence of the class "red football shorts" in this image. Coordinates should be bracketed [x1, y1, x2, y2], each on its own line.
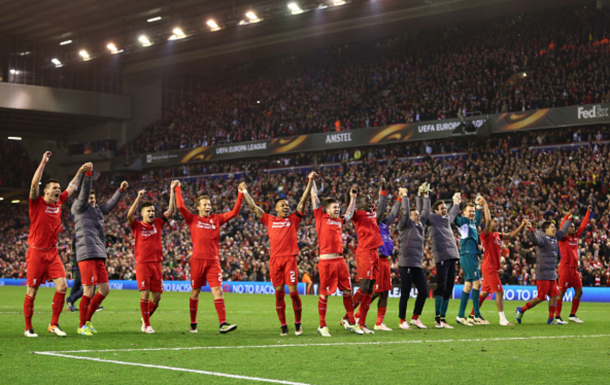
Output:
[374, 257, 392, 293]
[318, 258, 352, 296]
[536, 280, 560, 300]
[355, 249, 379, 281]
[481, 269, 503, 293]
[558, 267, 582, 290]
[136, 263, 164, 293]
[78, 259, 109, 286]
[269, 256, 298, 287]
[26, 248, 66, 287]
[190, 259, 223, 289]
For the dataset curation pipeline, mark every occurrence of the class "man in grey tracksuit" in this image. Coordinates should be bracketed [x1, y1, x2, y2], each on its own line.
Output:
[71, 166, 127, 335]
[425, 187, 461, 329]
[516, 215, 572, 325]
[397, 186, 430, 330]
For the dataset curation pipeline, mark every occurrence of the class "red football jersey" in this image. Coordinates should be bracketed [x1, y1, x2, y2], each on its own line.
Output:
[261, 211, 303, 258]
[28, 191, 69, 248]
[314, 207, 344, 255]
[351, 209, 383, 251]
[480, 231, 503, 271]
[176, 186, 243, 260]
[559, 212, 590, 268]
[130, 216, 167, 264]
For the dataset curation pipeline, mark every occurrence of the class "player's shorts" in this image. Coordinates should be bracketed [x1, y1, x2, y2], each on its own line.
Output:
[78, 259, 109, 286]
[26, 247, 66, 287]
[481, 269, 503, 293]
[190, 259, 223, 289]
[460, 253, 480, 282]
[355, 249, 379, 281]
[269, 256, 298, 287]
[536, 280, 560, 300]
[318, 258, 352, 296]
[136, 263, 164, 293]
[374, 257, 392, 293]
[558, 267, 582, 290]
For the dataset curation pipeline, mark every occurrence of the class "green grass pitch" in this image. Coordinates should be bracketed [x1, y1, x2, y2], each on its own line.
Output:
[1, 286, 608, 384]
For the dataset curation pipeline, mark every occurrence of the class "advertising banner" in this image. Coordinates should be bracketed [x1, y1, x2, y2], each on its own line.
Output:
[494, 103, 610, 132]
[0, 279, 306, 295]
[452, 285, 610, 303]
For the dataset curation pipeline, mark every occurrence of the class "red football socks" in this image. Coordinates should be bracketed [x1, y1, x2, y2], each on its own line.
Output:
[351, 289, 363, 312]
[358, 293, 373, 326]
[548, 305, 556, 320]
[149, 300, 159, 318]
[87, 292, 106, 321]
[318, 297, 328, 327]
[556, 298, 563, 318]
[214, 299, 226, 325]
[289, 291, 302, 324]
[51, 291, 65, 326]
[80, 295, 92, 327]
[275, 291, 287, 326]
[412, 314, 419, 321]
[571, 299, 580, 315]
[24, 295, 35, 330]
[189, 298, 199, 323]
[521, 302, 532, 313]
[141, 299, 151, 328]
[342, 293, 356, 324]
[376, 307, 387, 326]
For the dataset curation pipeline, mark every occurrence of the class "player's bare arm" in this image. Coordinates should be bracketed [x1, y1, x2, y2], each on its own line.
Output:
[164, 180, 179, 218]
[311, 179, 321, 210]
[343, 187, 358, 222]
[297, 172, 317, 213]
[241, 183, 265, 219]
[65, 161, 91, 198]
[482, 198, 492, 234]
[504, 218, 528, 241]
[128, 190, 146, 224]
[30, 151, 52, 200]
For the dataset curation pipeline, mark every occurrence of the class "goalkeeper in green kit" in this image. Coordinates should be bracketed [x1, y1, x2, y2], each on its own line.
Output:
[455, 194, 490, 326]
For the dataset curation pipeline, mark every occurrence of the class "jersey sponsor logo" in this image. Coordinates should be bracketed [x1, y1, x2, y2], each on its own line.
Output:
[196, 220, 216, 230]
[45, 206, 61, 215]
[271, 220, 291, 229]
[326, 218, 342, 227]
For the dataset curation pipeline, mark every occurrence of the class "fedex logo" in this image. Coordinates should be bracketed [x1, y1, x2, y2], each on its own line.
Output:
[577, 105, 609, 120]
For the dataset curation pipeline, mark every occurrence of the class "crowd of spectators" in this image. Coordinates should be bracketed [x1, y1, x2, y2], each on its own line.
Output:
[120, 5, 610, 156]
[2, 125, 610, 291]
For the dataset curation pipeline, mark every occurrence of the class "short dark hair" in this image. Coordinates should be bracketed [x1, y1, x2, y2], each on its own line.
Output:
[140, 201, 154, 210]
[323, 198, 338, 208]
[541, 221, 554, 232]
[196, 195, 210, 206]
[274, 198, 288, 207]
[464, 203, 475, 209]
[432, 200, 445, 212]
[90, 189, 96, 196]
[44, 179, 60, 189]
[410, 208, 418, 213]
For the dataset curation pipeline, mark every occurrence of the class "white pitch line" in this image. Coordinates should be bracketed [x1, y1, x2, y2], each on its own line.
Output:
[35, 351, 312, 385]
[37, 334, 610, 354]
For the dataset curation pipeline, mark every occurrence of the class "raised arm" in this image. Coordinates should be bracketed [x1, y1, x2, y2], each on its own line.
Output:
[574, 206, 592, 238]
[297, 172, 317, 214]
[174, 181, 195, 222]
[71, 168, 93, 214]
[66, 162, 90, 198]
[127, 190, 146, 224]
[343, 187, 358, 222]
[221, 182, 244, 222]
[30, 151, 51, 200]
[555, 210, 573, 240]
[448, 192, 461, 223]
[482, 199, 492, 234]
[163, 180, 179, 219]
[504, 218, 528, 241]
[474, 195, 484, 227]
[420, 195, 431, 225]
[242, 189, 264, 220]
[397, 189, 410, 231]
[526, 220, 544, 247]
[311, 180, 322, 210]
[100, 180, 127, 215]
[376, 178, 388, 222]
[384, 198, 401, 225]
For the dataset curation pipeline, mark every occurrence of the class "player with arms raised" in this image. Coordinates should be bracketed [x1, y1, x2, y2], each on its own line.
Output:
[174, 181, 243, 334]
[242, 173, 316, 336]
[127, 182, 177, 333]
[24, 151, 88, 337]
[312, 181, 363, 337]
[469, 199, 527, 325]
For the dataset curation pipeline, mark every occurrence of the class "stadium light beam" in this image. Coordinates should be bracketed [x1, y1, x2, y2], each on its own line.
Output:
[60, 40, 72, 45]
[0, 197, 3, 201]
[11, 200, 20, 204]
[79, 50, 90, 60]
[9, 69, 19, 75]
[107, 43, 121, 54]
[147, 16, 162, 22]
[240, 11, 262, 24]
[51, 58, 63, 67]
[207, 19, 221, 31]
[333, 0, 346, 6]
[169, 27, 186, 40]
[8, 136, 22, 140]
[288, 3, 304, 14]
[139, 35, 153, 47]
